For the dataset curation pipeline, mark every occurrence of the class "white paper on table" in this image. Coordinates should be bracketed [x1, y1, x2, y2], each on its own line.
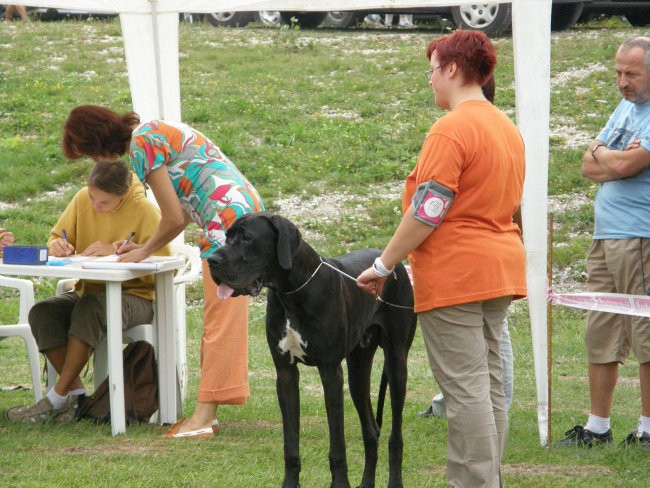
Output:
[81, 255, 175, 271]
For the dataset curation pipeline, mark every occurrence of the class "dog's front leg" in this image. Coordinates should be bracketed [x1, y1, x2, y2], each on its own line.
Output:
[318, 363, 351, 488]
[275, 362, 301, 488]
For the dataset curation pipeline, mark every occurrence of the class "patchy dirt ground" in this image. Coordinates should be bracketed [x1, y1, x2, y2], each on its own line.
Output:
[276, 185, 591, 294]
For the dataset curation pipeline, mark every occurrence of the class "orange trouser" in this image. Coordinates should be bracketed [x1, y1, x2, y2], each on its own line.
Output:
[197, 259, 250, 404]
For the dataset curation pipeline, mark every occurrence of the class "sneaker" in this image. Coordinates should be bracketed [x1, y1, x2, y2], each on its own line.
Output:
[5, 394, 78, 423]
[419, 405, 434, 417]
[51, 395, 79, 422]
[620, 427, 650, 450]
[419, 393, 447, 419]
[553, 425, 613, 448]
[5, 397, 56, 423]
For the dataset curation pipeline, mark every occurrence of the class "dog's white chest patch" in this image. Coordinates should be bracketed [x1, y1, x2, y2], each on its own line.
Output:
[278, 323, 308, 364]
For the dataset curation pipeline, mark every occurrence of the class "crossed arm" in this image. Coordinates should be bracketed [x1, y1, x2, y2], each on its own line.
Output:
[581, 139, 650, 183]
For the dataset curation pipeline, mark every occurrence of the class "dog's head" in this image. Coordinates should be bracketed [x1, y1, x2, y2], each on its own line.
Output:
[207, 212, 302, 299]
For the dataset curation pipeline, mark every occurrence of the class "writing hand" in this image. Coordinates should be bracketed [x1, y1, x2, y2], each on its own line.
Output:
[0, 229, 14, 248]
[113, 240, 141, 255]
[116, 246, 150, 263]
[51, 237, 75, 257]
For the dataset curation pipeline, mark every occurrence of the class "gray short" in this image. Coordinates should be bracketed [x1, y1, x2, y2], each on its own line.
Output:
[585, 238, 650, 364]
[28, 291, 154, 351]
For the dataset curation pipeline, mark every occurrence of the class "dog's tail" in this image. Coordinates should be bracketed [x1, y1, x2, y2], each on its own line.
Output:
[376, 370, 388, 429]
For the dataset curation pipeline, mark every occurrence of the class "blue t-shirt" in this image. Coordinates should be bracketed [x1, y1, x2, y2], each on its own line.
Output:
[593, 100, 650, 239]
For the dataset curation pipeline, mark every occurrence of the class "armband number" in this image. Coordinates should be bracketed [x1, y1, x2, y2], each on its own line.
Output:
[411, 180, 455, 227]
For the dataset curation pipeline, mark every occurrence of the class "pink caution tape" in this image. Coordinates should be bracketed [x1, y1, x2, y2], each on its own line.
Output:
[549, 291, 650, 318]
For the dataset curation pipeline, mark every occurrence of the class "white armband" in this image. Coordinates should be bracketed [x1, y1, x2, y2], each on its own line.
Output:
[411, 180, 454, 227]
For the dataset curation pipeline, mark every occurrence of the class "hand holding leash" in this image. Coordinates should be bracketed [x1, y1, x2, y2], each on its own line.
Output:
[356, 266, 387, 297]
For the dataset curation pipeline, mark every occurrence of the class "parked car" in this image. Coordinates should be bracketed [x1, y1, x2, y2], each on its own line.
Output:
[206, 1, 591, 35]
[581, 0, 650, 25]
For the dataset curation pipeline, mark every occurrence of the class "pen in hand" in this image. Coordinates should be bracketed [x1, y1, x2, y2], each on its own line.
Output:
[62, 229, 69, 257]
[117, 231, 136, 254]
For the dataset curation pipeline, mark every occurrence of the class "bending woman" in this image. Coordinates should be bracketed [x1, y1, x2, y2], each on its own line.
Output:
[62, 106, 264, 438]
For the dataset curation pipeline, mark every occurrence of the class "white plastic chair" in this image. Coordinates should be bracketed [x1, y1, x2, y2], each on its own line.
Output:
[46, 243, 201, 413]
[0, 276, 43, 401]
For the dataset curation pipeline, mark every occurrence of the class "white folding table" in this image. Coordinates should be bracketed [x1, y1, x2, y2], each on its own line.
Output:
[0, 257, 184, 435]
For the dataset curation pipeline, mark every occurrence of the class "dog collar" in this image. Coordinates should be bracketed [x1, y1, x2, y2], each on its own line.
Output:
[283, 261, 323, 295]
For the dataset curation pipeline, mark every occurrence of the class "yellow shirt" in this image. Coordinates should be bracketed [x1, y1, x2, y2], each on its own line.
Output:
[48, 174, 171, 300]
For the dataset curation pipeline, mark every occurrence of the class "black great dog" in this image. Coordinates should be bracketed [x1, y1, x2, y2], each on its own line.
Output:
[208, 212, 417, 488]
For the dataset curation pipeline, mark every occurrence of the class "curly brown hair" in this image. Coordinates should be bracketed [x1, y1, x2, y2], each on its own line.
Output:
[62, 105, 140, 159]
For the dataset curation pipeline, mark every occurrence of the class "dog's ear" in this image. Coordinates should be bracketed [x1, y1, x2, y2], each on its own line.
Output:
[267, 214, 301, 270]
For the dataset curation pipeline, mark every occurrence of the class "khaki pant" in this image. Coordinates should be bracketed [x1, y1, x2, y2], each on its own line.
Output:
[585, 238, 650, 364]
[419, 296, 511, 488]
[197, 259, 250, 404]
[29, 291, 154, 351]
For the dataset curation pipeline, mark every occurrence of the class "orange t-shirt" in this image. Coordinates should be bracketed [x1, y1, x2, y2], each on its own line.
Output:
[403, 100, 527, 313]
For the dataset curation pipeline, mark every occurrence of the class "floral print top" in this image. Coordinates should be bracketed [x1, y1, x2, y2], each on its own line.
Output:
[129, 120, 264, 257]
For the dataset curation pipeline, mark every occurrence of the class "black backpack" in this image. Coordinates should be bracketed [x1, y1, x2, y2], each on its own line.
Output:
[76, 340, 158, 424]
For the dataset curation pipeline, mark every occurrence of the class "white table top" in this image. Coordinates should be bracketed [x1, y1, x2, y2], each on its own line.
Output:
[0, 257, 185, 281]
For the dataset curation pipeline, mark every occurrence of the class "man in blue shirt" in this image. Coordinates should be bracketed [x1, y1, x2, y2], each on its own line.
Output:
[556, 36, 650, 449]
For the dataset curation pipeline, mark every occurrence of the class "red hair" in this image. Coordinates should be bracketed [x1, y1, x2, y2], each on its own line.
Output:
[426, 30, 497, 86]
[62, 105, 140, 159]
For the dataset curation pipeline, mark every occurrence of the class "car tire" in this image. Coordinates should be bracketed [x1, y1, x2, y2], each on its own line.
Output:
[624, 9, 650, 26]
[576, 12, 595, 24]
[252, 11, 284, 27]
[321, 11, 360, 29]
[551, 2, 583, 31]
[279, 11, 327, 28]
[206, 11, 253, 27]
[451, 3, 512, 37]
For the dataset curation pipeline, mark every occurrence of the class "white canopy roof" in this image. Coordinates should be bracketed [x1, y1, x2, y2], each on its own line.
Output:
[10, 0, 552, 445]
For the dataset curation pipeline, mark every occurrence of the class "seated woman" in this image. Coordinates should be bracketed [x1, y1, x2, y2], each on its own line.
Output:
[5, 159, 171, 423]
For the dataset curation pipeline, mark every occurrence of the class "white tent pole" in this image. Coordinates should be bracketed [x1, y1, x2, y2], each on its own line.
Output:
[512, 0, 552, 446]
[150, 0, 166, 119]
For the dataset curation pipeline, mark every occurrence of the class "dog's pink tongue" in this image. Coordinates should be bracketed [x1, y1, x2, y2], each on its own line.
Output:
[217, 284, 235, 300]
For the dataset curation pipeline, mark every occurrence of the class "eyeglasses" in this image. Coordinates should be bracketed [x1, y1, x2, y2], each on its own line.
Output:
[425, 66, 442, 80]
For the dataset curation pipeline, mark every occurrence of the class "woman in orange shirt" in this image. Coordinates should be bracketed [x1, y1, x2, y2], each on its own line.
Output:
[357, 30, 526, 488]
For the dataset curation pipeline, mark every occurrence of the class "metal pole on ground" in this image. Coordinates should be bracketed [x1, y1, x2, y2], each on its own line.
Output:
[546, 213, 554, 447]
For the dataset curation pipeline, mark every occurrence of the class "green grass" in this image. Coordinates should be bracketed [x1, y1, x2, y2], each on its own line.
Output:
[1, 17, 649, 487]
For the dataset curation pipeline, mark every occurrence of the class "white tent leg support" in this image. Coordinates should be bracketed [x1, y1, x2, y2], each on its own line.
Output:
[119, 10, 181, 122]
[512, 0, 552, 447]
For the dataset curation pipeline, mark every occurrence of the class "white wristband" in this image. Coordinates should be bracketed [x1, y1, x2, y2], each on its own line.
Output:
[372, 257, 394, 277]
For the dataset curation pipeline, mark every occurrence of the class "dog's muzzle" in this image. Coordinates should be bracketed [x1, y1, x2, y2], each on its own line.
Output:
[215, 277, 264, 299]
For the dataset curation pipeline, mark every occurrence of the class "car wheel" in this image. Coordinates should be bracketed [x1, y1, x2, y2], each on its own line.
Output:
[321, 11, 360, 29]
[252, 11, 283, 27]
[576, 12, 595, 24]
[206, 11, 253, 27]
[451, 3, 512, 37]
[279, 11, 327, 28]
[551, 2, 583, 31]
[624, 9, 650, 26]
